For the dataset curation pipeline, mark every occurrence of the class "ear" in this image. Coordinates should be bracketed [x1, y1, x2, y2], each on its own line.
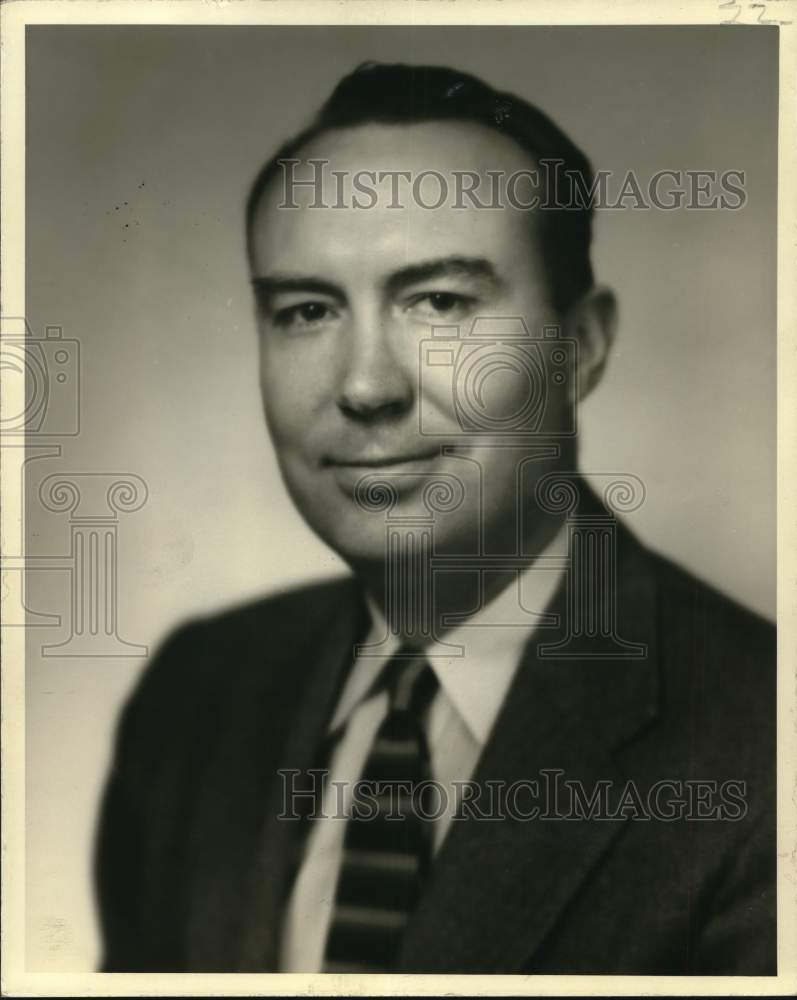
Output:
[563, 285, 617, 403]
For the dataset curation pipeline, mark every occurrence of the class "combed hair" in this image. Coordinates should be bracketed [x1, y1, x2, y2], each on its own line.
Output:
[246, 61, 595, 313]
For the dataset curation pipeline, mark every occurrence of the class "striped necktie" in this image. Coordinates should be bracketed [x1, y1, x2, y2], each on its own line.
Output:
[322, 649, 440, 973]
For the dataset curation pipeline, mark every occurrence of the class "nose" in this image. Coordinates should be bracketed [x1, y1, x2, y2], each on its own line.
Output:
[337, 314, 414, 423]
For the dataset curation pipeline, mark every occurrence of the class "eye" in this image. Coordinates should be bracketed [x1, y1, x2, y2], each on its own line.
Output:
[272, 301, 337, 330]
[425, 292, 464, 313]
[406, 291, 476, 322]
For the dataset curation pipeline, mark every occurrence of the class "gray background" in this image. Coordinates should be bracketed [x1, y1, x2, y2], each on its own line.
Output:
[24, 25, 777, 970]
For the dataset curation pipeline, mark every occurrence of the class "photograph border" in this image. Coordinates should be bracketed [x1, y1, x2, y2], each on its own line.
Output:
[1, 1, 794, 996]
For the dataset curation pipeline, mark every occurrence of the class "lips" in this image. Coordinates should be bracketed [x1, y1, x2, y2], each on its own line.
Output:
[325, 450, 440, 469]
[324, 449, 443, 492]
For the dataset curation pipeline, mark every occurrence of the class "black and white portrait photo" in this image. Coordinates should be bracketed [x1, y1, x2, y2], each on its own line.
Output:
[2, 5, 795, 996]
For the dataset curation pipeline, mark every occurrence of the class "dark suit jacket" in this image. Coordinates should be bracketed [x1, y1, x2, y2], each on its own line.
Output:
[95, 505, 776, 974]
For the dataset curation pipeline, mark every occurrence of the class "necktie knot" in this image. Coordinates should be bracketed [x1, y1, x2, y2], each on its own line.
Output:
[382, 648, 439, 717]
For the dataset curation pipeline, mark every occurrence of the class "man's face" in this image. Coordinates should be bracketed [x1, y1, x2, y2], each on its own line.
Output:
[249, 121, 578, 567]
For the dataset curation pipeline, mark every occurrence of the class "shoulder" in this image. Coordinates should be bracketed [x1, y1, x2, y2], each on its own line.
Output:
[172, 573, 362, 651]
[585, 481, 774, 663]
[117, 575, 361, 746]
[629, 536, 775, 785]
[642, 541, 775, 670]
[165, 570, 358, 646]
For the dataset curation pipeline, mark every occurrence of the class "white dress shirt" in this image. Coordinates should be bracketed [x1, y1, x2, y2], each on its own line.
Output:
[279, 525, 568, 972]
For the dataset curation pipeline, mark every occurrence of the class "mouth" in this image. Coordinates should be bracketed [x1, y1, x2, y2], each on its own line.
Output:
[323, 449, 444, 490]
[324, 450, 441, 470]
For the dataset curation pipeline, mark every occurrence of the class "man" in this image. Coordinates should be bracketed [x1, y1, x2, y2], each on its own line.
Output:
[95, 62, 776, 974]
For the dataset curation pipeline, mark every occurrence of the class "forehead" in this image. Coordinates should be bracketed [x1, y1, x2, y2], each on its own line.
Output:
[249, 120, 545, 282]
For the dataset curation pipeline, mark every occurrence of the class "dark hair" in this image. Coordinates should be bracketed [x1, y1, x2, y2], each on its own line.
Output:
[246, 62, 595, 313]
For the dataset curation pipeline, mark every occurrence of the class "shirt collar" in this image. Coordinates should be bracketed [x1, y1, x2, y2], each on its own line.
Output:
[330, 522, 569, 744]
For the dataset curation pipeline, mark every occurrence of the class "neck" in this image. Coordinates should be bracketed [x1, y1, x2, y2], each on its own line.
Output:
[352, 508, 566, 642]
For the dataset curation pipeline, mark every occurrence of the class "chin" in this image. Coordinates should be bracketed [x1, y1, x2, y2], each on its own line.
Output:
[304, 508, 395, 567]
[291, 474, 479, 568]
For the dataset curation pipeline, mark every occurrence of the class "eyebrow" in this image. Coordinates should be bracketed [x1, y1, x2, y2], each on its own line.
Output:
[250, 255, 503, 308]
[251, 275, 344, 307]
[385, 256, 503, 294]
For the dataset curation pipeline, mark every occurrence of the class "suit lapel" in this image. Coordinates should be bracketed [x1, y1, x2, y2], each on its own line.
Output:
[183, 578, 367, 971]
[235, 579, 368, 971]
[398, 518, 661, 972]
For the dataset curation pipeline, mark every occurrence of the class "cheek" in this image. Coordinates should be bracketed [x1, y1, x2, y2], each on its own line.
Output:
[258, 340, 326, 442]
[419, 363, 458, 418]
[258, 355, 291, 437]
